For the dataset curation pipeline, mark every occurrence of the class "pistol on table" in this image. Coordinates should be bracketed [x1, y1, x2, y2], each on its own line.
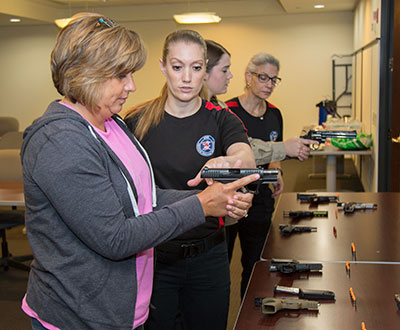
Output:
[274, 285, 335, 300]
[279, 224, 317, 235]
[300, 129, 357, 150]
[200, 167, 278, 193]
[337, 202, 377, 213]
[283, 210, 328, 219]
[254, 297, 320, 314]
[269, 259, 323, 274]
[297, 193, 339, 205]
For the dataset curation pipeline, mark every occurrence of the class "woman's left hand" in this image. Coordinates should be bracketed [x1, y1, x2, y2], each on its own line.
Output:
[226, 190, 254, 219]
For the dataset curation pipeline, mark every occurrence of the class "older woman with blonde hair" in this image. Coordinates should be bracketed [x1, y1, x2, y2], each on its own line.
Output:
[20, 14, 257, 330]
[225, 52, 287, 299]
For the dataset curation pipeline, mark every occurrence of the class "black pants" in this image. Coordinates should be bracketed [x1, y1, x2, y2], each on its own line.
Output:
[226, 203, 273, 299]
[145, 241, 230, 330]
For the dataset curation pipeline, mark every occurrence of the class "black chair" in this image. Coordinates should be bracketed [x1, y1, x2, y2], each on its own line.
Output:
[0, 116, 19, 137]
[0, 131, 23, 149]
[0, 209, 32, 271]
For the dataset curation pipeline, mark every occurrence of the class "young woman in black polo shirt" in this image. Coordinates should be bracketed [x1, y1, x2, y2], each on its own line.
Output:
[125, 30, 255, 330]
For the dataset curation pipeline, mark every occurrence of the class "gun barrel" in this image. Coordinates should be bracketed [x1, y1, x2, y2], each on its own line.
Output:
[297, 193, 319, 202]
[321, 130, 357, 139]
[283, 210, 328, 219]
[279, 224, 317, 235]
[297, 193, 338, 204]
[337, 202, 378, 213]
[269, 261, 323, 273]
[301, 129, 357, 141]
[200, 167, 278, 184]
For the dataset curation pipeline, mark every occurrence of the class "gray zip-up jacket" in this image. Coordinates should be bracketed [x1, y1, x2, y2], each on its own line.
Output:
[21, 101, 205, 330]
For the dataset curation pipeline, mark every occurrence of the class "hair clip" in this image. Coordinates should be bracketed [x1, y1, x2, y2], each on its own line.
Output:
[96, 17, 116, 28]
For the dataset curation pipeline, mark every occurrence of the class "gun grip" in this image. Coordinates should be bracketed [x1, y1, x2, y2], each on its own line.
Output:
[261, 298, 281, 314]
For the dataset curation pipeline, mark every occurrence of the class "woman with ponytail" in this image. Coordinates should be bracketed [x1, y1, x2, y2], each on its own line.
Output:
[125, 30, 255, 330]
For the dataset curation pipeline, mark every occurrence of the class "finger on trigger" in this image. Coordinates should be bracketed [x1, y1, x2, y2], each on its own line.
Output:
[228, 173, 260, 190]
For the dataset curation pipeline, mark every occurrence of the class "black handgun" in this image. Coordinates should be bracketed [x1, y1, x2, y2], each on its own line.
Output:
[283, 210, 328, 219]
[297, 193, 339, 205]
[337, 202, 377, 214]
[300, 129, 357, 149]
[279, 224, 317, 235]
[200, 167, 278, 193]
[269, 259, 323, 274]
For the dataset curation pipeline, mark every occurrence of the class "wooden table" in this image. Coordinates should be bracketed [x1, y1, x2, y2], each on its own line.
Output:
[236, 192, 400, 329]
[234, 260, 400, 330]
[261, 192, 400, 262]
[310, 145, 372, 191]
[0, 182, 24, 207]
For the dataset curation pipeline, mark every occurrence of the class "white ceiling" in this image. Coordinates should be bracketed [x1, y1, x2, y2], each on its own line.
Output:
[0, 0, 359, 26]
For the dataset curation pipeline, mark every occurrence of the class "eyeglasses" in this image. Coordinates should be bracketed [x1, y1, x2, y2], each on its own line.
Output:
[250, 72, 282, 86]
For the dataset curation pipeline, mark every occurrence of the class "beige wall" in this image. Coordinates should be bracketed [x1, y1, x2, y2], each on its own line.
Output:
[353, 0, 381, 192]
[0, 11, 353, 139]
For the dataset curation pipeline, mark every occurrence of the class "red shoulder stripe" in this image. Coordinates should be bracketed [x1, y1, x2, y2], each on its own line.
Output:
[205, 101, 224, 111]
[205, 100, 248, 135]
[267, 101, 277, 109]
[225, 101, 239, 108]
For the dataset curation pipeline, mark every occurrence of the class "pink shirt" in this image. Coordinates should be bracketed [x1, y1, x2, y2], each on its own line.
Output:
[22, 105, 154, 329]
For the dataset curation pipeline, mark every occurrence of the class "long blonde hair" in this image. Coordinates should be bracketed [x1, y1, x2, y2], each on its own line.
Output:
[125, 29, 208, 140]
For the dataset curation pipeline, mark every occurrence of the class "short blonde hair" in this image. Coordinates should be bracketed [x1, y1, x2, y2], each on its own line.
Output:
[51, 12, 146, 111]
[246, 52, 280, 74]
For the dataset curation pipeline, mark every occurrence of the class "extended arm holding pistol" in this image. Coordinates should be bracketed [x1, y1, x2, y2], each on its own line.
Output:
[200, 167, 278, 193]
[300, 129, 357, 149]
[254, 297, 320, 314]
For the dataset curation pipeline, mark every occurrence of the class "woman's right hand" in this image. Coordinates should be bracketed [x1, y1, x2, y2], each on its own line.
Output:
[196, 173, 259, 218]
[284, 137, 315, 161]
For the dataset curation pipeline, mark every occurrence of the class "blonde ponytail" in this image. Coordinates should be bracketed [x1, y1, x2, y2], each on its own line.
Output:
[125, 84, 168, 140]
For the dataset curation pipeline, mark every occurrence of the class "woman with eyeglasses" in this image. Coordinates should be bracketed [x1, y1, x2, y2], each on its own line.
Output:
[205, 41, 313, 166]
[225, 52, 285, 299]
[20, 14, 258, 330]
